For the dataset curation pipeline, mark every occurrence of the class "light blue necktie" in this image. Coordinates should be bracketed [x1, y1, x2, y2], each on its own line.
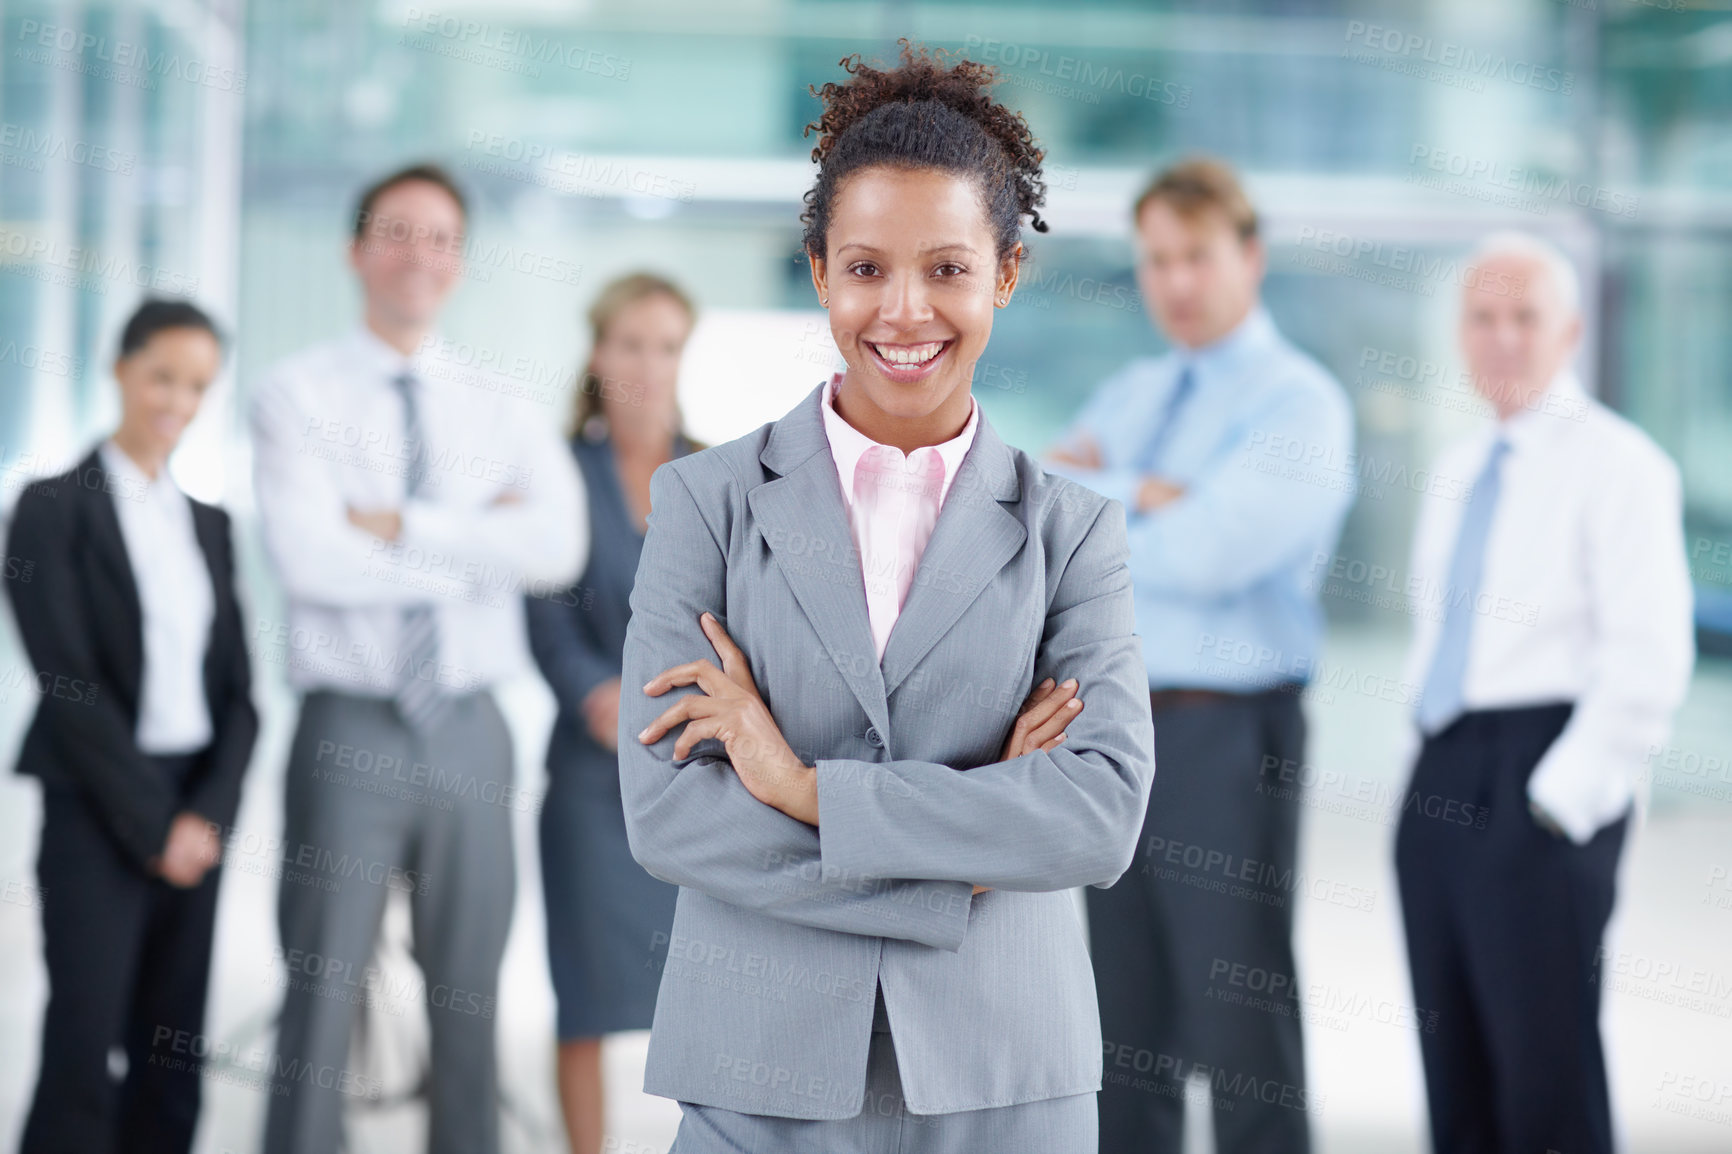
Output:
[1136, 364, 1196, 474]
[1416, 438, 1510, 735]
[391, 371, 450, 735]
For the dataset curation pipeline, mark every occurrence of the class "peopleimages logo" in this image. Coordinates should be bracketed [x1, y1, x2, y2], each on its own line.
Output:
[1407, 144, 1639, 220]
[962, 36, 1191, 108]
[0, 227, 200, 296]
[1291, 227, 1527, 298]
[0, 121, 136, 174]
[400, 8, 631, 80]
[14, 20, 247, 92]
[461, 130, 696, 203]
[1341, 21, 1573, 95]
[0, 339, 82, 379]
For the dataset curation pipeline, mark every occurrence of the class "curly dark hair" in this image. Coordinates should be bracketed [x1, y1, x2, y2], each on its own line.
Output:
[800, 39, 1048, 261]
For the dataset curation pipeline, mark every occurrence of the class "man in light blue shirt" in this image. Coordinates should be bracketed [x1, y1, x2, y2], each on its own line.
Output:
[1047, 158, 1353, 1154]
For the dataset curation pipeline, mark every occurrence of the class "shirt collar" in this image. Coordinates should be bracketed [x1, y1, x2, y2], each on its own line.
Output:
[819, 372, 980, 505]
[1496, 369, 1588, 453]
[350, 324, 426, 386]
[99, 438, 184, 506]
[1176, 303, 1279, 378]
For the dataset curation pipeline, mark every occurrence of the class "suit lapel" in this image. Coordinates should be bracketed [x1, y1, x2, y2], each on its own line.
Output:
[750, 385, 1031, 729]
[879, 416, 1026, 698]
[189, 500, 228, 697]
[749, 386, 890, 740]
[77, 447, 146, 705]
[80, 448, 144, 624]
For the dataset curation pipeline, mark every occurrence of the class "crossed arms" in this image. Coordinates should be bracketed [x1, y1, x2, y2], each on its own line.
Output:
[617, 466, 1154, 951]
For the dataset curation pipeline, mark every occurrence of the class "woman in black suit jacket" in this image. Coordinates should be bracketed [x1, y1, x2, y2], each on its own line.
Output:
[3, 299, 258, 1154]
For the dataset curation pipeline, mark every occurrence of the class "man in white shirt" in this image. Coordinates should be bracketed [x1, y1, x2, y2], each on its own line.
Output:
[1395, 231, 1694, 1154]
[251, 164, 586, 1154]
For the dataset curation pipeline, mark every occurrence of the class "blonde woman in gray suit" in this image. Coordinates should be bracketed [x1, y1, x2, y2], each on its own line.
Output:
[616, 43, 1156, 1154]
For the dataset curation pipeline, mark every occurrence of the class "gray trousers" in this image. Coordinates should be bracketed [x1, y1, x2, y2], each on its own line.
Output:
[671, 990, 1097, 1153]
[263, 689, 515, 1154]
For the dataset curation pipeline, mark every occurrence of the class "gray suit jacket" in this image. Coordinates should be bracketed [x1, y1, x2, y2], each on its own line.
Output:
[618, 382, 1155, 1119]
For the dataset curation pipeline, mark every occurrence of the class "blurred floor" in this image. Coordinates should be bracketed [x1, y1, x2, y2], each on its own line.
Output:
[1, 623, 1728, 1153]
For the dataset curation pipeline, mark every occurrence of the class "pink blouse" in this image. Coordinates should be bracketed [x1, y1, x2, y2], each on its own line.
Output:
[818, 373, 980, 661]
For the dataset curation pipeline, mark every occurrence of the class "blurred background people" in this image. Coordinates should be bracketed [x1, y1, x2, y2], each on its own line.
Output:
[1046, 158, 1354, 1154]
[1394, 231, 1695, 1154]
[3, 299, 259, 1154]
[248, 163, 586, 1154]
[1, 9, 1728, 1154]
[525, 272, 700, 1154]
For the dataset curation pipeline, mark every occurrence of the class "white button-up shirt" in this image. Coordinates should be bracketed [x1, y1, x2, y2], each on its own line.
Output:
[99, 439, 215, 754]
[1401, 372, 1696, 842]
[250, 326, 587, 695]
[818, 373, 979, 661]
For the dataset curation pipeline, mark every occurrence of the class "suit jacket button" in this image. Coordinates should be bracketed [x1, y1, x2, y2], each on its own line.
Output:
[864, 726, 884, 748]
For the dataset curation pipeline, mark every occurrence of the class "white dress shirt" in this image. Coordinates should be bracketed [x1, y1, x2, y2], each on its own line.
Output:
[1401, 371, 1695, 843]
[250, 326, 588, 695]
[99, 439, 215, 754]
[818, 373, 979, 661]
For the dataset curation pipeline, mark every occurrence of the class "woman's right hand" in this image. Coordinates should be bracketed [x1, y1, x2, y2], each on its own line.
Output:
[997, 677, 1084, 762]
[582, 677, 623, 751]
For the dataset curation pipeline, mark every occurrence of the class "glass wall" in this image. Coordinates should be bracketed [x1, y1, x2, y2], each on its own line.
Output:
[211, 0, 1728, 640]
[1, 0, 243, 498]
[1, 3, 1728, 1151]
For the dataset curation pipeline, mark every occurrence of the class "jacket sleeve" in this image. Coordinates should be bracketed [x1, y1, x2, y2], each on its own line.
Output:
[814, 498, 1156, 891]
[3, 484, 178, 867]
[398, 407, 588, 590]
[1125, 381, 1355, 597]
[1041, 363, 1145, 509]
[185, 509, 260, 832]
[250, 366, 463, 608]
[250, 366, 587, 607]
[618, 464, 976, 951]
[526, 585, 619, 714]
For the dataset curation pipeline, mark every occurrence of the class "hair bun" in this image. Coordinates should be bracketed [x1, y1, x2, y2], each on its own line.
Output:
[801, 39, 1048, 257]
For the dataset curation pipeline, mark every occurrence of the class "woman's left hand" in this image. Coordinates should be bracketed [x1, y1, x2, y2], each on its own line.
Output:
[640, 612, 819, 824]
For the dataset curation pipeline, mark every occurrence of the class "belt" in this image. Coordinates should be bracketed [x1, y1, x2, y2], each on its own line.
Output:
[145, 748, 207, 787]
[1148, 688, 1242, 711]
[1148, 685, 1302, 712]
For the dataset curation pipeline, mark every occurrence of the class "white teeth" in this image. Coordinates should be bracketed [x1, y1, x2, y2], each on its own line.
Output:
[872, 341, 946, 367]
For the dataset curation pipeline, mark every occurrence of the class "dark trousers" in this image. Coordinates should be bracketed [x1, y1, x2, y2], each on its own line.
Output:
[21, 752, 219, 1154]
[1087, 689, 1310, 1154]
[1395, 703, 1625, 1154]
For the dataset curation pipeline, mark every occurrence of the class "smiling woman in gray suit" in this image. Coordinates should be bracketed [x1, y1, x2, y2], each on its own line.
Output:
[618, 41, 1156, 1154]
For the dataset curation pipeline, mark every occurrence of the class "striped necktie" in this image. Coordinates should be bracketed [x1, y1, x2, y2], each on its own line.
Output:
[1416, 438, 1510, 735]
[390, 371, 451, 735]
